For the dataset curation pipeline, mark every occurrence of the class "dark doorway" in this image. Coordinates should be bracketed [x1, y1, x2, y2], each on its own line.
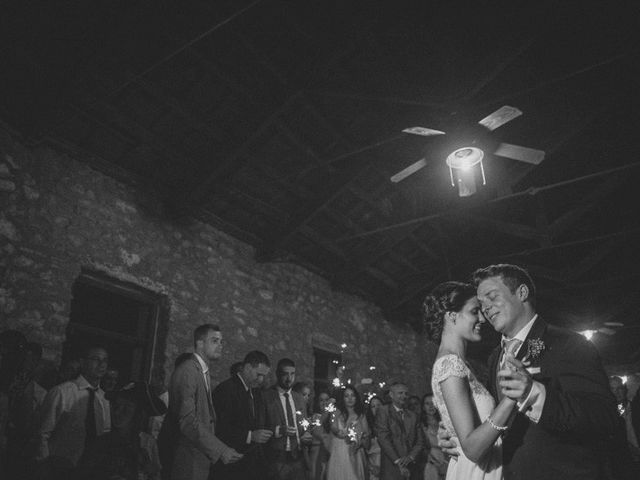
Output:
[63, 269, 168, 384]
[313, 347, 342, 396]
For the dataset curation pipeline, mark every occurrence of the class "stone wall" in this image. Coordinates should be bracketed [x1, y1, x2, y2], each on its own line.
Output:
[0, 124, 434, 395]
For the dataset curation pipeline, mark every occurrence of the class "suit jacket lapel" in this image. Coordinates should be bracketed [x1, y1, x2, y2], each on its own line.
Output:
[272, 388, 286, 425]
[194, 355, 216, 422]
[520, 317, 547, 364]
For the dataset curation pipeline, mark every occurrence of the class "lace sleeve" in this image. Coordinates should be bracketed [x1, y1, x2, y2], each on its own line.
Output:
[432, 354, 469, 384]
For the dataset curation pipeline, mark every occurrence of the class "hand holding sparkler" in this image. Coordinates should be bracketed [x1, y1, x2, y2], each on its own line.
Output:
[347, 424, 358, 443]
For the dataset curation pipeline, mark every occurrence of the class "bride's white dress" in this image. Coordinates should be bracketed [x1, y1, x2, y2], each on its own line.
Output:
[431, 354, 503, 480]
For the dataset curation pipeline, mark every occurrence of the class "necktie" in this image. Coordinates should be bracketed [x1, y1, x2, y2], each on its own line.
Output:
[501, 338, 522, 368]
[248, 388, 256, 419]
[85, 387, 97, 446]
[497, 339, 522, 400]
[397, 409, 406, 434]
[283, 392, 298, 451]
[204, 370, 210, 393]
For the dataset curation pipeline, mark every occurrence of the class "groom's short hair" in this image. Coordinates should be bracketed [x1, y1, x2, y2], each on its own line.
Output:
[472, 263, 536, 307]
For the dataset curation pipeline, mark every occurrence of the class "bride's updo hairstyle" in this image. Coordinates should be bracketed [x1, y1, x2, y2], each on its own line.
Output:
[423, 281, 477, 342]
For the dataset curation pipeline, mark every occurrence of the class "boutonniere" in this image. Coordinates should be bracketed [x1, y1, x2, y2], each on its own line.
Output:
[524, 338, 545, 363]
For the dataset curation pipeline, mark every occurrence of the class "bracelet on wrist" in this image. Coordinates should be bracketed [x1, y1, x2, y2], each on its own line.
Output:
[486, 416, 508, 431]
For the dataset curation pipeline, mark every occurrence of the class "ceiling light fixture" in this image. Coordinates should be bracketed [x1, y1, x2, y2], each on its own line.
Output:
[446, 147, 486, 197]
[580, 329, 595, 341]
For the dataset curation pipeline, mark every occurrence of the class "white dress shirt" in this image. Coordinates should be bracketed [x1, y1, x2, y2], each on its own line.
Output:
[37, 374, 111, 465]
[193, 353, 211, 392]
[277, 387, 300, 451]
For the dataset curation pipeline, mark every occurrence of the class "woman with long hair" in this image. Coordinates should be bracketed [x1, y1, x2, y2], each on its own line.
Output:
[425, 281, 527, 480]
[326, 385, 370, 480]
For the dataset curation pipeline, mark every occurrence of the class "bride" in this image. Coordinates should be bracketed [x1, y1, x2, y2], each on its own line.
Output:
[424, 281, 527, 480]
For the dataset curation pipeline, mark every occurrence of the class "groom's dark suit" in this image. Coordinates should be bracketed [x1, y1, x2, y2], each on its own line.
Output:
[488, 317, 618, 480]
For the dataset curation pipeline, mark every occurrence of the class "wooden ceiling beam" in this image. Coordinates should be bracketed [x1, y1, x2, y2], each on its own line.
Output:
[293, 226, 399, 292]
[274, 122, 333, 172]
[257, 163, 371, 260]
[184, 92, 302, 205]
[455, 212, 551, 245]
[72, 99, 207, 184]
[548, 174, 624, 238]
[565, 239, 618, 282]
[336, 161, 640, 242]
[65, 103, 188, 190]
[498, 101, 618, 195]
[324, 208, 420, 274]
[130, 75, 224, 147]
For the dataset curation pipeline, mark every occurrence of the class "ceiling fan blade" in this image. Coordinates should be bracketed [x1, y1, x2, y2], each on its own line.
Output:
[604, 321, 624, 327]
[402, 127, 446, 137]
[390, 158, 428, 183]
[494, 143, 545, 165]
[598, 327, 616, 336]
[478, 105, 523, 131]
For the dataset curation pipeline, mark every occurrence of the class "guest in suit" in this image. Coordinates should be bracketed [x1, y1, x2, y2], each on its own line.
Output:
[159, 324, 242, 480]
[376, 382, 425, 480]
[433, 263, 617, 480]
[263, 358, 310, 480]
[211, 350, 273, 480]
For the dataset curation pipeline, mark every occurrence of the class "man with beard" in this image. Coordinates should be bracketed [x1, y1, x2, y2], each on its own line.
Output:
[263, 358, 309, 480]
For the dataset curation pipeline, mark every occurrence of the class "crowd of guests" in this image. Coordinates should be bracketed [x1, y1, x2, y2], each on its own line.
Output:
[2, 263, 639, 480]
[0, 325, 447, 480]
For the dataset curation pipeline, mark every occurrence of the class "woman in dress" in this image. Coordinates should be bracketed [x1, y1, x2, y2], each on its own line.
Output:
[421, 394, 447, 480]
[365, 396, 383, 480]
[326, 385, 370, 480]
[424, 281, 528, 480]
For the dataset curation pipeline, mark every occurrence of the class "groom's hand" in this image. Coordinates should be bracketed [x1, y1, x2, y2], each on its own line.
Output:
[437, 422, 459, 457]
[499, 356, 533, 401]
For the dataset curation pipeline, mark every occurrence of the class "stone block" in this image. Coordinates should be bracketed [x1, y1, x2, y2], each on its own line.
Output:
[0, 179, 15, 191]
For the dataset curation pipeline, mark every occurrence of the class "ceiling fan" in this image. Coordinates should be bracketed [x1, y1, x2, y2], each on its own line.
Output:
[390, 106, 546, 196]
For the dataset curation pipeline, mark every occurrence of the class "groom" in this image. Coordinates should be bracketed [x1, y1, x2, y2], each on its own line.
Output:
[441, 264, 618, 480]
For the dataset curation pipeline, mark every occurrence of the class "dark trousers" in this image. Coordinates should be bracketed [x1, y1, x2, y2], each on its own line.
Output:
[267, 451, 306, 480]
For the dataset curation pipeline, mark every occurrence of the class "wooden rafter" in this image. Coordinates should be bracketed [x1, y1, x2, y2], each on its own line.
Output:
[184, 92, 302, 205]
[257, 162, 372, 260]
[454, 212, 551, 245]
[548, 174, 625, 238]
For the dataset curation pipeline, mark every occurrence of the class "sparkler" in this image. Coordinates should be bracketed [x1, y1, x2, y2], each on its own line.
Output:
[296, 411, 323, 431]
[347, 423, 358, 443]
